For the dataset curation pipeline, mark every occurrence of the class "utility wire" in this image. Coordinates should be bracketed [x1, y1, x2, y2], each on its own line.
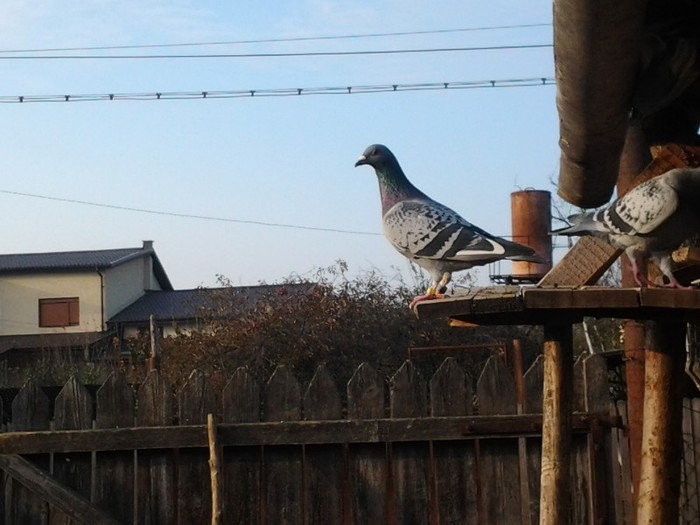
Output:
[0, 23, 552, 53]
[0, 43, 552, 60]
[0, 188, 558, 242]
[0, 77, 555, 104]
[0, 189, 383, 236]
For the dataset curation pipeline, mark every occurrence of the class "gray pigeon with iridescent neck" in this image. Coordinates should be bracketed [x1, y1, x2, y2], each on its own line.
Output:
[355, 144, 542, 307]
[552, 167, 700, 289]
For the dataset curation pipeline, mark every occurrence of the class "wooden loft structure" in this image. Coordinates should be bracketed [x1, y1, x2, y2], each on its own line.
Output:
[417, 0, 700, 522]
[414, 285, 697, 524]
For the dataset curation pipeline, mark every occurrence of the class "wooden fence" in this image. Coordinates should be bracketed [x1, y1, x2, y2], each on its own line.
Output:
[0, 354, 696, 524]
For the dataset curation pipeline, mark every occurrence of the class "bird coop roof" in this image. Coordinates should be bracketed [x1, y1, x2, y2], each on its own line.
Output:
[554, 0, 700, 208]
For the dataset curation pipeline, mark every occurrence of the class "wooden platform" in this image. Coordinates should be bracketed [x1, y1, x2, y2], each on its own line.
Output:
[414, 286, 700, 325]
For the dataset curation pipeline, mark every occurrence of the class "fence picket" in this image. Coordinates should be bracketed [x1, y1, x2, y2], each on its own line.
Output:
[51, 377, 94, 525]
[9, 380, 50, 525]
[477, 355, 521, 523]
[389, 360, 430, 525]
[136, 370, 175, 525]
[263, 365, 303, 525]
[222, 367, 261, 525]
[571, 357, 590, 524]
[95, 372, 135, 524]
[346, 362, 386, 525]
[177, 369, 216, 525]
[430, 357, 477, 525]
[523, 355, 544, 525]
[303, 365, 343, 525]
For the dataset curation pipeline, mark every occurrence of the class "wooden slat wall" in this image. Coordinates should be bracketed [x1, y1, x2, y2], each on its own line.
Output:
[0, 356, 698, 525]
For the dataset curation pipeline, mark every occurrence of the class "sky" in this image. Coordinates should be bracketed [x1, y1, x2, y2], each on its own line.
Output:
[0, 1, 561, 290]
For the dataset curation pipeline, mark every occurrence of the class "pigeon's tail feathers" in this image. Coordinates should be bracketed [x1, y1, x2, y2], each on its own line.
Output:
[550, 213, 600, 236]
[505, 253, 546, 264]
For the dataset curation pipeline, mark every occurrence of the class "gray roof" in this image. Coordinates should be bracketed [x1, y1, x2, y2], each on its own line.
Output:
[109, 283, 315, 324]
[0, 241, 173, 290]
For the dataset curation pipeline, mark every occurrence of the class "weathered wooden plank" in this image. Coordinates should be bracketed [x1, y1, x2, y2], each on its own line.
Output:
[430, 358, 477, 525]
[94, 372, 135, 525]
[136, 371, 175, 525]
[612, 401, 634, 524]
[0, 455, 120, 525]
[9, 380, 51, 525]
[0, 413, 620, 455]
[523, 356, 544, 525]
[681, 398, 699, 525]
[221, 367, 261, 525]
[690, 398, 700, 525]
[302, 366, 343, 525]
[476, 356, 521, 523]
[346, 363, 386, 525]
[263, 366, 303, 525]
[177, 370, 216, 525]
[51, 377, 93, 525]
[584, 354, 612, 525]
[389, 361, 430, 525]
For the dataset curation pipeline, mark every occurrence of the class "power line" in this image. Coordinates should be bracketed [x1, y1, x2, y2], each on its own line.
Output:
[0, 77, 555, 104]
[0, 23, 552, 53]
[0, 43, 552, 60]
[0, 189, 383, 236]
[0, 188, 545, 241]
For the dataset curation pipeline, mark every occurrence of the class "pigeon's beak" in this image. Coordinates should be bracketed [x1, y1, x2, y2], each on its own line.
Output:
[354, 155, 367, 167]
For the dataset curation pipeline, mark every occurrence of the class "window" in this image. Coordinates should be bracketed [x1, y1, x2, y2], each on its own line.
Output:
[39, 297, 79, 327]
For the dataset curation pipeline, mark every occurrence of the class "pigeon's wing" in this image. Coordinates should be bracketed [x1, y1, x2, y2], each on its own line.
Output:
[599, 176, 679, 235]
[383, 200, 507, 262]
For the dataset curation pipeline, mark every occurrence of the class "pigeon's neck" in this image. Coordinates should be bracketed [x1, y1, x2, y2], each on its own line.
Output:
[376, 164, 427, 214]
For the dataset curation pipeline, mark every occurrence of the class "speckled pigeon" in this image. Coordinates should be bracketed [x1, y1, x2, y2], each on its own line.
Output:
[355, 144, 542, 308]
[552, 167, 700, 289]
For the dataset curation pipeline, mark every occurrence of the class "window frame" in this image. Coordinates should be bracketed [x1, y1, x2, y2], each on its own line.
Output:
[38, 297, 80, 328]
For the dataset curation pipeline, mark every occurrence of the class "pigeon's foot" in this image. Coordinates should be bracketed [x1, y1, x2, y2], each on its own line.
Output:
[660, 276, 694, 290]
[409, 293, 445, 311]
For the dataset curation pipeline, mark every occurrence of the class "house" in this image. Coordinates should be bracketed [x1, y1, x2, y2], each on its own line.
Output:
[108, 283, 314, 341]
[0, 241, 171, 365]
[0, 241, 314, 371]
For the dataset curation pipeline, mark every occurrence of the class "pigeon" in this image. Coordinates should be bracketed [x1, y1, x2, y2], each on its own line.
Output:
[552, 167, 700, 289]
[355, 144, 542, 308]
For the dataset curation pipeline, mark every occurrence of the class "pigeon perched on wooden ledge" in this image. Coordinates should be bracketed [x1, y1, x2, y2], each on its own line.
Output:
[355, 144, 543, 309]
[551, 167, 700, 289]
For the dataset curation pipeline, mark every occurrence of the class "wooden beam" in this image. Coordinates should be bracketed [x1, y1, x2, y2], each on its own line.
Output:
[636, 321, 685, 525]
[539, 322, 574, 525]
[0, 414, 621, 455]
[0, 454, 121, 525]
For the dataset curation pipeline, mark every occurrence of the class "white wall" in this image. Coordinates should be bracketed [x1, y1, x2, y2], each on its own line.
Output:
[102, 257, 162, 321]
[0, 272, 103, 335]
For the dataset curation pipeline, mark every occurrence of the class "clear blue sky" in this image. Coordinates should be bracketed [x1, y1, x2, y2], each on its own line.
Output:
[0, 1, 559, 289]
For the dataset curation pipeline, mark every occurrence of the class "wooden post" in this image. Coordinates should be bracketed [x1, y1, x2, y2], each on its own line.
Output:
[208, 413, 222, 525]
[636, 321, 685, 525]
[147, 314, 159, 372]
[539, 322, 574, 525]
[618, 123, 652, 516]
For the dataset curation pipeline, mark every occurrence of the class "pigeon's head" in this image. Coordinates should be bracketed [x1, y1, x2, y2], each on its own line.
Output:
[355, 144, 397, 170]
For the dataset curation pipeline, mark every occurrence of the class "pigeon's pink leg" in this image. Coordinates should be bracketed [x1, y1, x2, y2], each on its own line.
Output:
[628, 257, 653, 287]
[409, 291, 445, 310]
[656, 257, 693, 289]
